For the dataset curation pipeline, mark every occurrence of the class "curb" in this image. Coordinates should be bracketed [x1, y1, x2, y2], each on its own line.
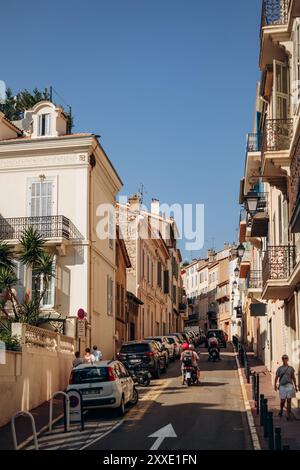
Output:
[234, 349, 261, 450]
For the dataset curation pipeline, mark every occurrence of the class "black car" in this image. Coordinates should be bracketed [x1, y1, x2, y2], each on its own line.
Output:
[117, 340, 166, 379]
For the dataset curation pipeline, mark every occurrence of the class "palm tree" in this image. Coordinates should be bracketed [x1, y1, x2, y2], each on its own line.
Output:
[0, 227, 55, 324]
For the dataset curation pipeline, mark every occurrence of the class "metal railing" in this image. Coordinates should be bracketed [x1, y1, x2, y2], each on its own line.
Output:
[262, 118, 293, 154]
[246, 133, 262, 152]
[262, 245, 296, 286]
[247, 270, 263, 289]
[0, 215, 80, 241]
[261, 0, 290, 29]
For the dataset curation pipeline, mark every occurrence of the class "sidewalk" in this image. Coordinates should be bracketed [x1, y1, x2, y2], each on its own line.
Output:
[0, 398, 64, 450]
[240, 353, 300, 450]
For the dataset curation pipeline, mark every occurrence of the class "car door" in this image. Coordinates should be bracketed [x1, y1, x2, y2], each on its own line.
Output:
[119, 362, 132, 402]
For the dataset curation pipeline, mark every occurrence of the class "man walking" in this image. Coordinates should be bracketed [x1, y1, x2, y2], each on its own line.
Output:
[92, 345, 103, 362]
[275, 354, 297, 420]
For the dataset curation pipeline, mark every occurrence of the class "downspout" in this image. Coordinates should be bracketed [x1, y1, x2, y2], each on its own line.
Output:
[88, 144, 97, 349]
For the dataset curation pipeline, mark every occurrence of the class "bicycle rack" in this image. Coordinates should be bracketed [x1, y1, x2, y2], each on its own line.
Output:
[11, 411, 39, 450]
[49, 391, 70, 433]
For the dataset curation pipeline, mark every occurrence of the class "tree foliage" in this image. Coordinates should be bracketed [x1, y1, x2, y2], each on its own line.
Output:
[0, 228, 55, 324]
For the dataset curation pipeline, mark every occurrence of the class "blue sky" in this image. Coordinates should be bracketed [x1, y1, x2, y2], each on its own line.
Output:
[1, 0, 261, 260]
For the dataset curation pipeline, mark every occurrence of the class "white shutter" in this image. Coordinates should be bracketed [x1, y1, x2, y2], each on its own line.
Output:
[45, 114, 51, 135]
[273, 60, 289, 119]
[15, 261, 25, 302]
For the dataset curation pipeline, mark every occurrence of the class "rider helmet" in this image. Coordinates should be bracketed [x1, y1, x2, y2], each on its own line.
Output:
[182, 342, 189, 351]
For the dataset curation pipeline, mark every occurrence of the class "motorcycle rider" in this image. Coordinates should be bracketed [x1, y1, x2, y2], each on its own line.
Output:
[208, 333, 220, 359]
[180, 343, 200, 385]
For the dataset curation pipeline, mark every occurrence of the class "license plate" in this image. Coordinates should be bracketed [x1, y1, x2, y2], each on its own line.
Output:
[130, 359, 141, 363]
[82, 388, 102, 395]
[186, 372, 191, 379]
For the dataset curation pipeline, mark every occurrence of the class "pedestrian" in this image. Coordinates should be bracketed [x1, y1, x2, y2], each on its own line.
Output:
[84, 347, 95, 364]
[92, 345, 103, 362]
[73, 351, 83, 368]
[274, 354, 298, 420]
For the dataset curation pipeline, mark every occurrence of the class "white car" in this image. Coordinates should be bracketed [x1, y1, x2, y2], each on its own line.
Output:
[67, 360, 138, 416]
[166, 335, 181, 358]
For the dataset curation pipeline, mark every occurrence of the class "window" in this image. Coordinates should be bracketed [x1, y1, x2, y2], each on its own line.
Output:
[157, 261, 162, 288]
[116, 283, 120, 319]
[38, 114, 51, 136]
[293, 19, 300, 112]
[30, 180, 53, 217]
[121, 286, 125, 318]
[273, 60, 289, 119]
[109, 210, 114, 249]
[163, 270, 169, 294]
[107, 275, 114, 315]
[31, 256, 56, 308]
[278, 195, 282, 245]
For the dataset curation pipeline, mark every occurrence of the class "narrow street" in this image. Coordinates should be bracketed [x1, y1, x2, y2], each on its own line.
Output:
[27, 346, 252, 451]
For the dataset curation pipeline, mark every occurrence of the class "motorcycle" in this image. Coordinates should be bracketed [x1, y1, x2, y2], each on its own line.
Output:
[183, 365, 198, 386]
[126, 363, 151, 387]
[208, 347, 220, 362]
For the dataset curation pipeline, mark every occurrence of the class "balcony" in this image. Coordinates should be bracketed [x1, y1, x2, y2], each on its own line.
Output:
[216, 283, 230, 301]
[185, 313, 198, 325]
[247, 271, 263, 298]
[261, 119, 293, 176]
[249, 193, 269, 238]
[0, 215, 80, 246]
[260, 0, 291, 68]
[262, 245, 296, 299]
[244, 134, 262, 194]
[289, 140, 300, 233]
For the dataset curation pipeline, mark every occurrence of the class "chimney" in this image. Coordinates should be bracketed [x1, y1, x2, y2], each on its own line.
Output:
[207, 249, 215, 263]
[151, 198, 160, 216]
[128, 194, 140, 213]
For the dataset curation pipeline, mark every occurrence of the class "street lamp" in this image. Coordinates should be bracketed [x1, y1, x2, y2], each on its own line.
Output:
[233, 280, 238, 289]
[244, 190, 260, 216]
[234, 266, 239, 277]
[237, 243, 245, 259]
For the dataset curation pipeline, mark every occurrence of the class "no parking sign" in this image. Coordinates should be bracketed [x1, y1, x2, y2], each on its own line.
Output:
[66, 389, 84, 431]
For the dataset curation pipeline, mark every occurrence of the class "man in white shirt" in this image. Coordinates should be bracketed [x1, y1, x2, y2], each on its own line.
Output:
[92, 345, 103, 362]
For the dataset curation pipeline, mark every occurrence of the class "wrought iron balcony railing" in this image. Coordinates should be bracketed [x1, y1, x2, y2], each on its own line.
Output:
[262, 245, 296, 286]
[262, 119, 293, 154]
[247, 270, 263, 289]
[289, 139, 300, 226]
[0, 215, 81, 241]
[261, 0, 290, 28]
[246, 133, 262, 153]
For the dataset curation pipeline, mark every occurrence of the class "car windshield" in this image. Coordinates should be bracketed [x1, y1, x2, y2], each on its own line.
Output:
[120, 344, 150, 353]
[72, 367, 108, 384]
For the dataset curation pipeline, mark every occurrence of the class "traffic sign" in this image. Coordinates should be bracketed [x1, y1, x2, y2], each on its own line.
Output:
[77, 320, 86, 339]
[66, 389, 84, 430]
[77, 308, 86, 320]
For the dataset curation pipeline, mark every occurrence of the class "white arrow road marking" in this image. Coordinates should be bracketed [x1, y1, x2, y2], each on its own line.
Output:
[149, 424, 177, 450]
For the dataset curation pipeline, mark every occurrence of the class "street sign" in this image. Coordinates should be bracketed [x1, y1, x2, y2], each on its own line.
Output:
[66, 389, 84, 430]
[77, 308, 86, 320]
[77, 320, 86, 339]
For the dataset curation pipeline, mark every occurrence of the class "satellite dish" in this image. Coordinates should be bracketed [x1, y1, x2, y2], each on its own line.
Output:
[0, 81, 6, 104]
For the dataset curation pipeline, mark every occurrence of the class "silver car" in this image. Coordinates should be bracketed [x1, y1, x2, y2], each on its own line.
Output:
[67, 360, 138, 416]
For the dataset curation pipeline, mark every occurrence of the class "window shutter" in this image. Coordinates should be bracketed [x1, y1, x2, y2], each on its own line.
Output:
[15, 261, 25, 302]
[164, 270, 169, 294]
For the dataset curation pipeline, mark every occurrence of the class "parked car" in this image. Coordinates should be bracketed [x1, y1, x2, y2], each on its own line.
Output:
[117, 340, 165, 379]
[145, 336, 175, 361]
[166, 335, 181, 359]
[67, 361, 138, 417]
[151, 340, 169, 369]
[205, 329, 227, 348]
[172, 332, 185, 344]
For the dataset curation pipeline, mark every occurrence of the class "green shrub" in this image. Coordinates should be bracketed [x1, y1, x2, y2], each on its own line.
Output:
[0, 330, 21, 351]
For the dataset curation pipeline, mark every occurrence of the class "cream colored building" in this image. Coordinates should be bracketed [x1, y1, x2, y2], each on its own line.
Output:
[0, 101, 122, 359]
[117, 196, 184, 338]
[239, 1, 300, 397]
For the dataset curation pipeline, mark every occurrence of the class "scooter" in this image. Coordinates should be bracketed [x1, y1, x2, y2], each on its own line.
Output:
[126, 363, 151, 387]
[208, 347, 221, 362]
[183, 364, 198, 386]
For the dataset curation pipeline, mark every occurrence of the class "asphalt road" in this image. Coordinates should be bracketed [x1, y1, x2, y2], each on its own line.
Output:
[84, 346, 252, 451]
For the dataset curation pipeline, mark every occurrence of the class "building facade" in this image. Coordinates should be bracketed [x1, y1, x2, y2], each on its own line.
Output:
[0, 101, 122, 359]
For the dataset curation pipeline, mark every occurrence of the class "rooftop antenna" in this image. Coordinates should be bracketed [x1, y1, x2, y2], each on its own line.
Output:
[137, 183, 148, 204]
[0, 80, 6, 104]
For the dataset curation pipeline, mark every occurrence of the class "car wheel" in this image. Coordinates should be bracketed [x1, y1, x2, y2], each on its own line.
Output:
[128, 387, 139, 406]
[116, 396, 125, 417]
